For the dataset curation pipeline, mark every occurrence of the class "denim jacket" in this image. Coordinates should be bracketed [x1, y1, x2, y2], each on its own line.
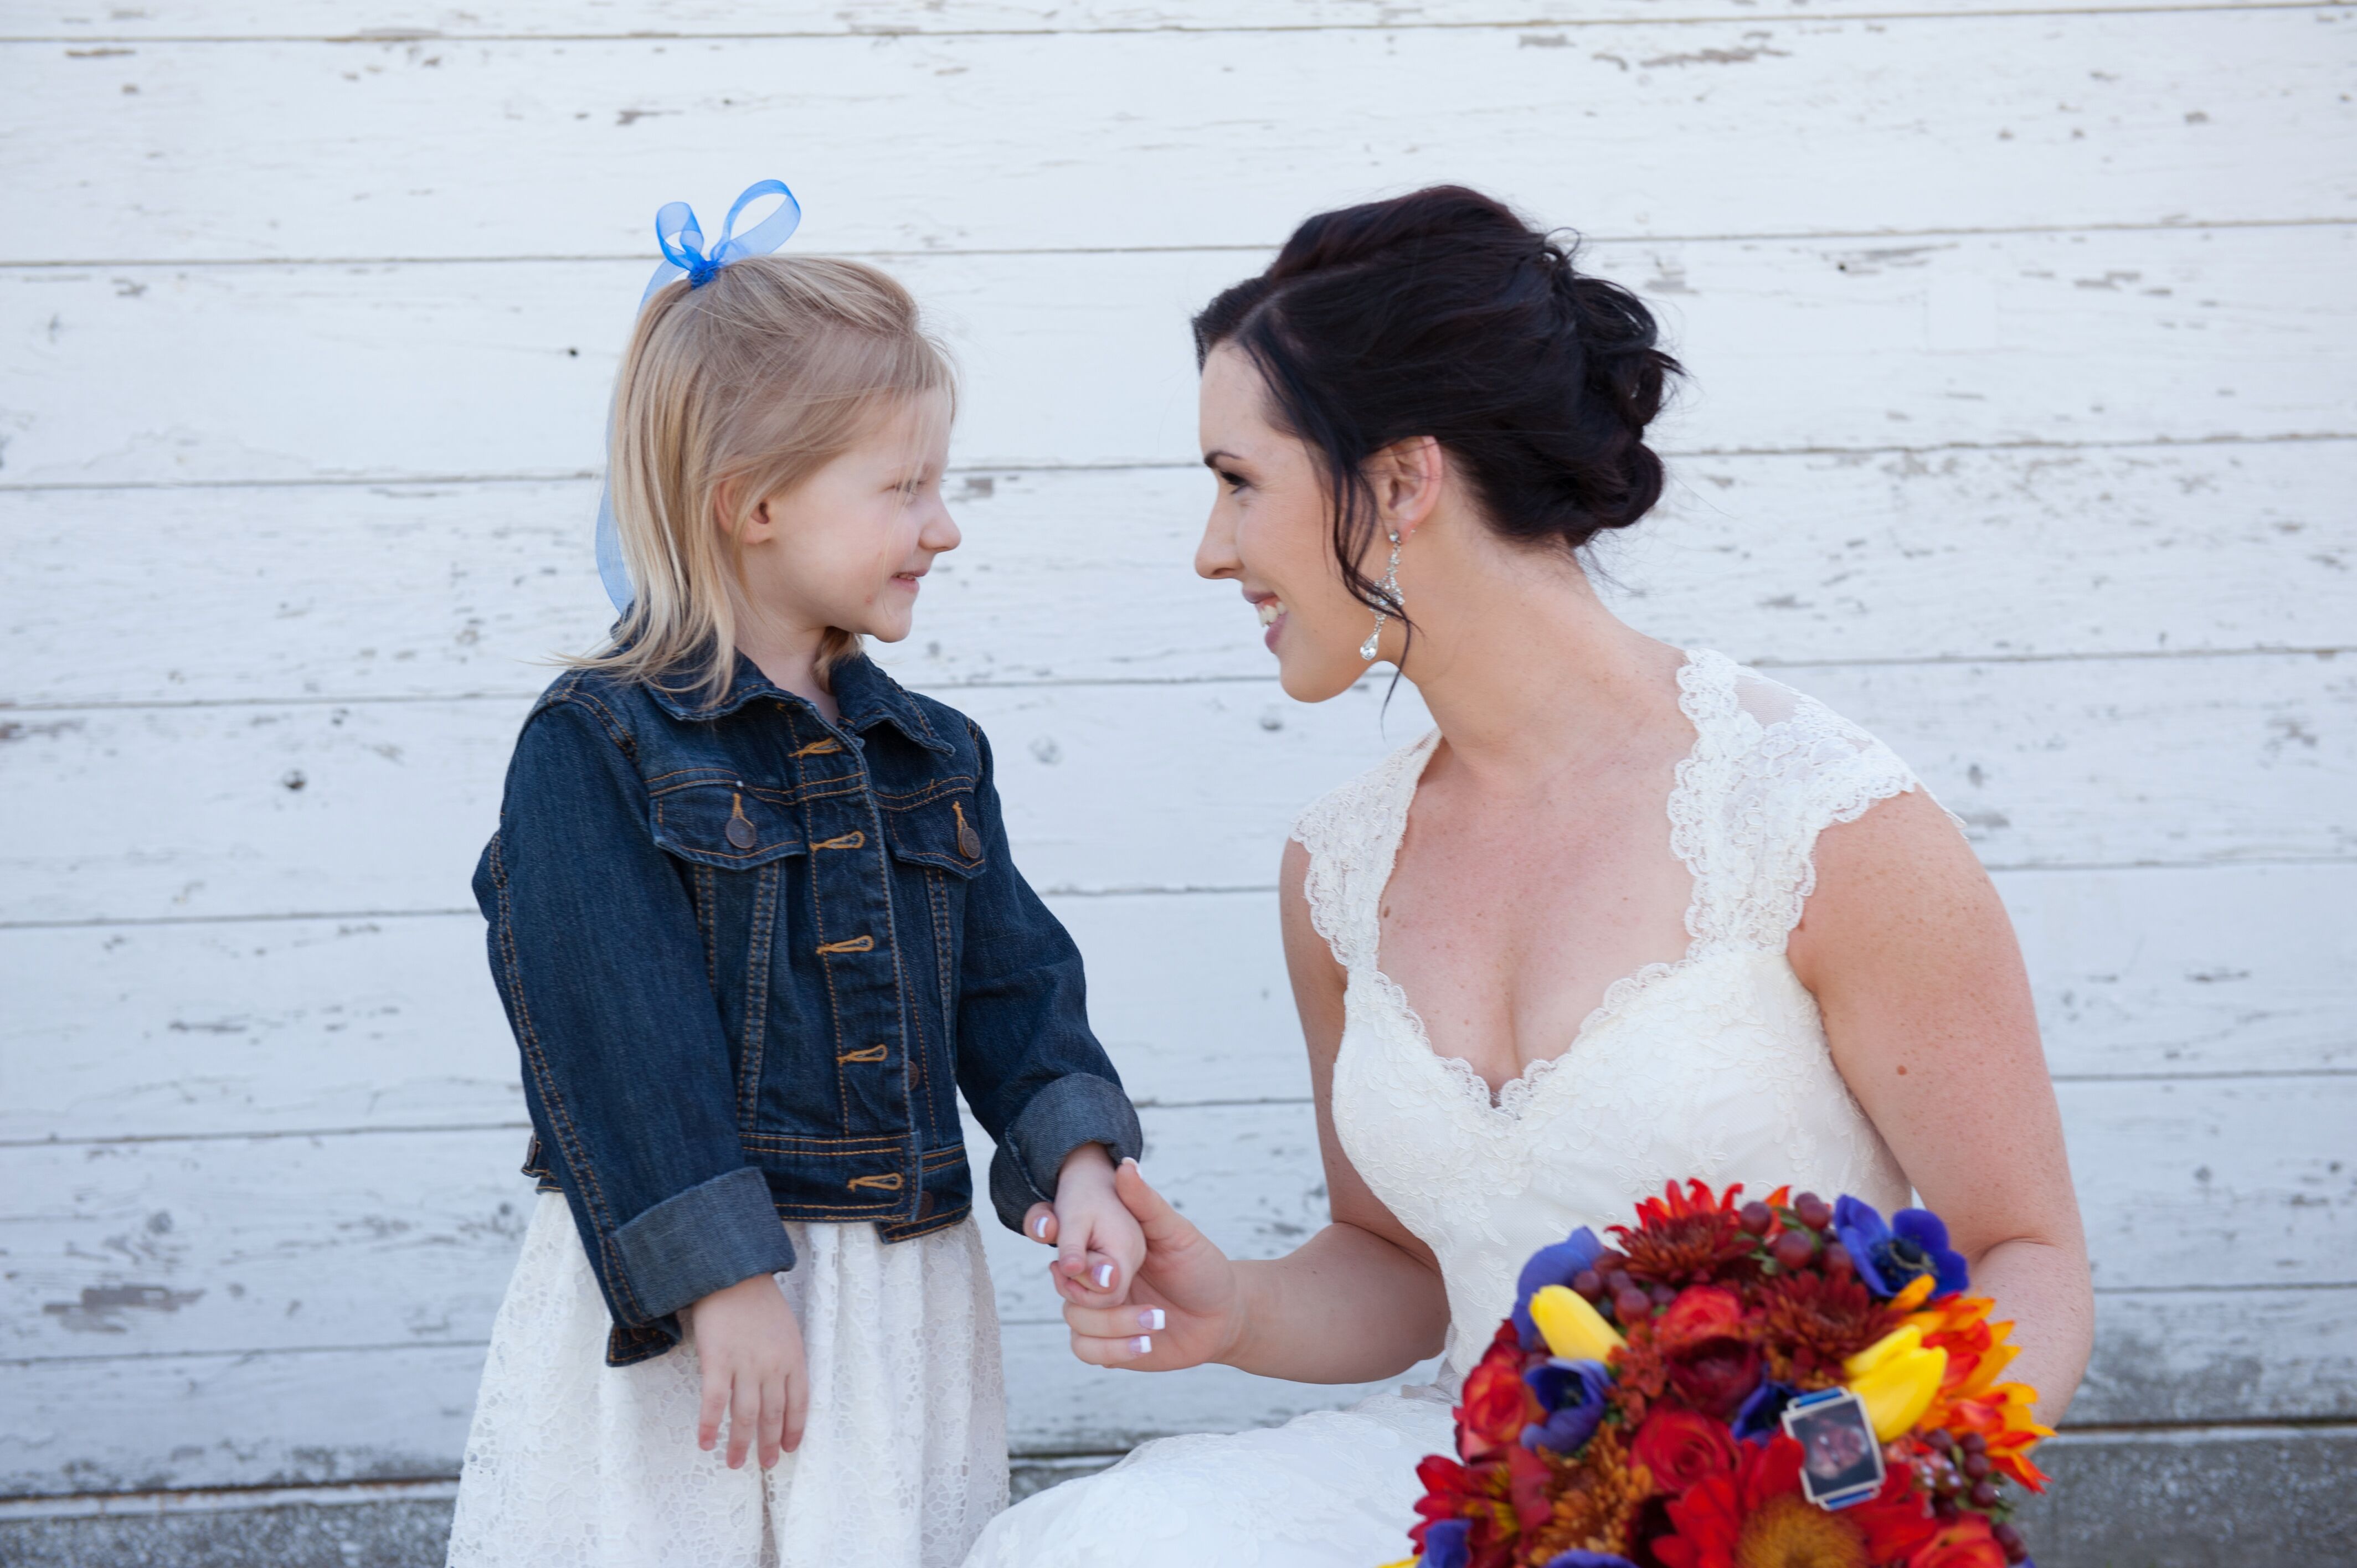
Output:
[472, 652, 1142, 1365]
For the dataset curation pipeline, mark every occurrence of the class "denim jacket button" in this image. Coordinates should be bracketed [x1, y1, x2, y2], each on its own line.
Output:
[916, 1190, 937, 1220]
[724, 816, 756, 849]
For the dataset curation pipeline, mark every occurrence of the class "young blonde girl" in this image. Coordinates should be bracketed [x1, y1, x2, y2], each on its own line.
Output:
[446, 203, 1147, 1568]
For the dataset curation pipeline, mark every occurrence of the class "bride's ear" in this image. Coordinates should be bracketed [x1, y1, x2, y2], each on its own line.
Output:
[1367, 436, 1444, 542]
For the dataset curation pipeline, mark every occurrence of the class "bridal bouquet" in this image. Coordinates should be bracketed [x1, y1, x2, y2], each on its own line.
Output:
[1393, 1183, 2051, 1568]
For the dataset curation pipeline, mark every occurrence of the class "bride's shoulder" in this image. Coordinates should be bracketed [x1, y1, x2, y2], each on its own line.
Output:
[1682, 648, 1921, 813]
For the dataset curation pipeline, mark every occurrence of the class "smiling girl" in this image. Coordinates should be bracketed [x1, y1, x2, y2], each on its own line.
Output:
[446, 249, 1145, 1568]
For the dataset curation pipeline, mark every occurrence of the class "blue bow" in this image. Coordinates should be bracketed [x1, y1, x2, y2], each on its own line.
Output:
[596, 180, 804, 610]
[647, 179, 802, 297]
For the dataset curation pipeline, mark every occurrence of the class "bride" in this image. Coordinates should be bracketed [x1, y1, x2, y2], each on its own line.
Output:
[966, 186, 2092, 1567]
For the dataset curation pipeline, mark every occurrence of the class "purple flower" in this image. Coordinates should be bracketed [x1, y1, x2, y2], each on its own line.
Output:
[1731, 1379, 1797, 1443]
[1520, 1358, 1611, 1456]
[1512, 1226, 1604, 1350]
[1539, 1554, 1642, 1568]
[1834, 1196, 1969, 1299]
[1420, 1518, 1469, 1568]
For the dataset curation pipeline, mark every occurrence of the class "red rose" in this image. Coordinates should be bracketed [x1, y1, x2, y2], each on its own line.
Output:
[1655, 1287, 1748, 1349]
[1667, 1338, 1764, 1419]
[1459, 1354, 1540, 1459]
[1908, 1516, 2010, 1568]
[1632, 1408, 1741, 1495]
[1654, 1286, 1763, 1417]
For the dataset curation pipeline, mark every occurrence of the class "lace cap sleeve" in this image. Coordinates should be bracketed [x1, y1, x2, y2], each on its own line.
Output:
[1730, 670, 1923, 946]
[1288, 730, 1440, 973]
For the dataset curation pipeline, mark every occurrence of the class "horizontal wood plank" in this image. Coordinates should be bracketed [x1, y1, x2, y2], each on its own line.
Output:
[6, 438, 2354, 706]
[3, 653, 2349, 926]
[6, 864, 2351, 1144]
[0, 1345, 485, 1498]
[7, 1, 2326, 43]
[9, 13, 2351, 265]
[4, 227, 2351, 491]
[2071, 1285, 2357, 1425]
[5, 1082, 2349, 1373]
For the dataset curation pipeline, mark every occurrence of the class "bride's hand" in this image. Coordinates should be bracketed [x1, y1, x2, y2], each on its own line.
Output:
[1053, 1158, 1244, 1371]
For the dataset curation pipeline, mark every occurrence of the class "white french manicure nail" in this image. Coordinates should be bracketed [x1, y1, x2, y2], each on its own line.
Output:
[1130, 1335, 1152, 1355]
[1141, 1308, 1165, 1331]
[1094, 1263, 1114, 1289]
[1033, 1215, 1050, 1239]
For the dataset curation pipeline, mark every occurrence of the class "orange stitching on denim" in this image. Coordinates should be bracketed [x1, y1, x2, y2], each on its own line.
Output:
[815, 934, 873, 955]
[812, 831, 864, 850]
[847, 1172, 905, 1192]
[838, 1043, 888, 1064]
[791, 737, 843, 758]
[737, 860, 778, 1136]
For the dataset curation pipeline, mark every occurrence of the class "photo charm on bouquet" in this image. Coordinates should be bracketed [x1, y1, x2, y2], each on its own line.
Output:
[1780, 1388, 1886, 1510]
[1389, 1181, 2050, 1568]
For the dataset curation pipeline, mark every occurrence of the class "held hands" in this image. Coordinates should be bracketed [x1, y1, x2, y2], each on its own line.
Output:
[684, 1271, 809, 1470]
[1023, 1156, 1243, 1372]
[1025, 1143, 1146, 1309]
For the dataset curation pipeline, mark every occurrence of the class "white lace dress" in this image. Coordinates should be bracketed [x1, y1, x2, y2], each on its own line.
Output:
[963, 649, 1919, 1568]
[446, 1201, 1006, 1567]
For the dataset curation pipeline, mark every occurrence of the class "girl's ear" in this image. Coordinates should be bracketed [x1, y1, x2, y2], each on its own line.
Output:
[715, 479, 774, 544]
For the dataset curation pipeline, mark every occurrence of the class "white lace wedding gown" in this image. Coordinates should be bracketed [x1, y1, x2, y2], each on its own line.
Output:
[964, 649, 1921, 1568]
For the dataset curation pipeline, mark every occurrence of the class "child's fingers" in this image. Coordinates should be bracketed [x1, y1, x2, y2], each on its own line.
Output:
[1054, 1216, 1092, 1286]
[726, 1371, 758, 1469]
[697, 1363, 729, 1453]
[783, 1363, 811, 1454]
[1023, 1203, 1058, 1246]
[756, 1370, 785, 1470]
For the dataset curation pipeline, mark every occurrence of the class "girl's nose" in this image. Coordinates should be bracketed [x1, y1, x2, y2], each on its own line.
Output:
[923, 500, 962, 555]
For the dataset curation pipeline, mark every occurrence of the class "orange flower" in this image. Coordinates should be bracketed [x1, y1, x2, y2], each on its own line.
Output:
[1902, 1294, 2054, 1489]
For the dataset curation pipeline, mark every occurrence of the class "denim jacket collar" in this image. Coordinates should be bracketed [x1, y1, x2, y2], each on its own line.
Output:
[644, 649, 953, 756]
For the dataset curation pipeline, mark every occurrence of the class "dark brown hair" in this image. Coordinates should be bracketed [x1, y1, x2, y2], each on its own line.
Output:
[1193, 185, 1682, 626]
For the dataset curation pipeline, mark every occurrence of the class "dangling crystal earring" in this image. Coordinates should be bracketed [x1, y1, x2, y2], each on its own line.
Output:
[1360, 529, 1403, 662]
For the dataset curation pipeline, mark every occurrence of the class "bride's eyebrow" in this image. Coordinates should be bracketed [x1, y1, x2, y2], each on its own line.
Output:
[1202, 449, 1242, 468]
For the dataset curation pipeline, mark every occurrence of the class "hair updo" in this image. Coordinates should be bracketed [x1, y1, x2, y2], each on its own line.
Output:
[1192, 184, 1682, 623]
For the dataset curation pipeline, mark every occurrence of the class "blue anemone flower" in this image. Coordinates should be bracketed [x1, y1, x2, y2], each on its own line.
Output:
[1833, 1196, 1969, 1299]
[1731, 1379, 1797, 1443]
[1539, 1555, 1641, 1568]
[1512, 1227, 1604, 1350]
[1520, 1358, 1612, 1455]
[1420, 1518, 1470, 1568]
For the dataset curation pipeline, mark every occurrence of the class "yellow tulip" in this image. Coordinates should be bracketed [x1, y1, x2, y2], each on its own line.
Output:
[1529, 1284, 1626, 1364]
[1844, 1328, 1948, 1442]
[1843, 1324, 1923, 1379]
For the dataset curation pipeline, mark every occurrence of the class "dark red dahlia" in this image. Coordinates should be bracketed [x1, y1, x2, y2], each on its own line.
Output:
[1610, 1182, 1762, 1288]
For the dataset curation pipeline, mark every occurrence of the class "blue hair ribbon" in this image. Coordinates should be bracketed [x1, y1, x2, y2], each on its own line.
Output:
[595, 179, 803, 611]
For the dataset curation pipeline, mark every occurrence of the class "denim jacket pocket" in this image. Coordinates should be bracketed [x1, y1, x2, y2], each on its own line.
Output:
[649, 775, 805, 869]
[880, 786, 990, 880]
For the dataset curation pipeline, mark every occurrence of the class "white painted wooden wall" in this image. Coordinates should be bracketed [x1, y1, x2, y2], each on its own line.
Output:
[4, 0, 2354, 1525]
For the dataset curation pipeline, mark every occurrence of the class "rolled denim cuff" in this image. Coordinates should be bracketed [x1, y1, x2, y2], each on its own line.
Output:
[987, 1071, 1145, 1232]
[612, 1166, 797, 1320]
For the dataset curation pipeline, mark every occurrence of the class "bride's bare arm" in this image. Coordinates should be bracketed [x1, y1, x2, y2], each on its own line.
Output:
[1054, 840, 1448, 1383]
[1791, 785, 2095, 1423]
[1218, 839, 1450, 1381]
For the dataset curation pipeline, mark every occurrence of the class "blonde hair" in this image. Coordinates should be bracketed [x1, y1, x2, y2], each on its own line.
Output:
[574, 255, 955, 700]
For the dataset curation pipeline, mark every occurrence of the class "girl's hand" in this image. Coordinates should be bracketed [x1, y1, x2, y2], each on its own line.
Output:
[1026, 1143, 1146, 1309]
[1046, 1158, 1247, 1371]
[684, 1272, 808, 1469]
